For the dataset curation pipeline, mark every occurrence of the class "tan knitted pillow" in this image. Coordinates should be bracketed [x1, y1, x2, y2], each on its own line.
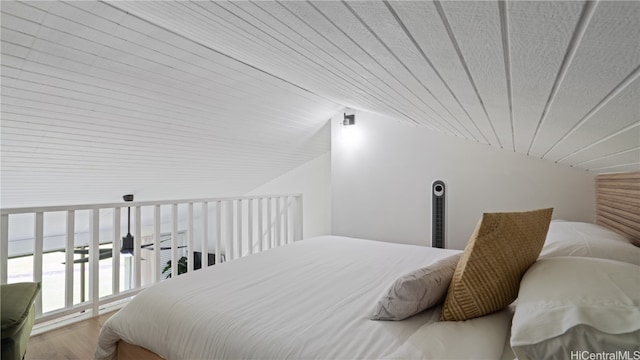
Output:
[440, 208, 553, 321]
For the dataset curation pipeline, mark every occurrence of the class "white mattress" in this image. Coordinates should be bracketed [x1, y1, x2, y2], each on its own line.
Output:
[96, 236, 513, 359]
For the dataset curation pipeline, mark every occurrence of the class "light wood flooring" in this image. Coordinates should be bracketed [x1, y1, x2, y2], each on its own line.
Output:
[25, 312, 116, 360]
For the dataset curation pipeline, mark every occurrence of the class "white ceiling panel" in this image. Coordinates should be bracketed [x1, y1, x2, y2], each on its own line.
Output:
[529, 1, 640, 158]
[507, 0, 584, 154]
[545, 77, 639, 162]
[559, 124, 640, 166]
[2, 0, 639, 208]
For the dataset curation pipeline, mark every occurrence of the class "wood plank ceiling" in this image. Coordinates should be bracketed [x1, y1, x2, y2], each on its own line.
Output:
[1, 0, 639, 208]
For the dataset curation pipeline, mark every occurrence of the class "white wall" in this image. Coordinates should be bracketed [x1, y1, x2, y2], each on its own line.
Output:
[246, 152, 331, 239]
[331, 110, 597, 250]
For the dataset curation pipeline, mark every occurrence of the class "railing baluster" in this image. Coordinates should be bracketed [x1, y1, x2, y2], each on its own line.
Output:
[248, 199, 253, 255]
[215, 201, 221, 264]
[296, 195, 303, 241]
[112, 208, 120, 295]
[134, 206, 142, 289]
[90, 209, 100, 315]
[237, 200, 242, 258]
[1, 214, 8, 284]
[201, 202, 209, 268]
[34, 212, 44, 315]
[187, 203, 194, 272]
[227, 201, 234, 260]
[154, 205, 161, 282]
[171, 204, 178, 277]
[284, 197, 289, 245]
[65, 211, 75, 307]
[257, 199, 263, 253]
[267, 198, 272, 249]
[275, 197, 281, 247]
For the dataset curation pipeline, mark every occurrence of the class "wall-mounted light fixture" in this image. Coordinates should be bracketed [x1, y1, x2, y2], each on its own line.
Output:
[343, 113, 355, 126]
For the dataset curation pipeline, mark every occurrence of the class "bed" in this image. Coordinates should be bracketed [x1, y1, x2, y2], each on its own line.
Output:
[96, 216, 640, 360]
[96, 236, 513, 359]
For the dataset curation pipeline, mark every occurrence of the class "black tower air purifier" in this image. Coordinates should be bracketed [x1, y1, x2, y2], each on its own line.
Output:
[432, 180, 445, 248]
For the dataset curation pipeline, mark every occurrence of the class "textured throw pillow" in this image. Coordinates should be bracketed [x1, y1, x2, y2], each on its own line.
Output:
[371, 254, 461, 321]
[440, 208, 553, 321]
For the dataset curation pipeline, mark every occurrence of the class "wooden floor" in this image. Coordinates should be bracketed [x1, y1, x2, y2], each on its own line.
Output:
[25, 312, 116, 360]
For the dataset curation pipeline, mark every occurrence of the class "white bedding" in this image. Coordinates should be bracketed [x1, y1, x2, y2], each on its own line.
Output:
[96, 236, 513, 360]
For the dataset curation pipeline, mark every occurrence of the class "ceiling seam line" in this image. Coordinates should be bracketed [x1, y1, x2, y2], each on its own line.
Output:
[2, 61, 329, 123]
[273, 2, 440, 133]
[1, 28, 333, 114]
[2, 81, 324, 134]
[249, 1, 432, 128]
[0, 39, 313, 110]
[342, 1, 467, 136]
[182, 1, 373, 109]
[1, 63, 319, 121]
[432, 0, 496, 146]
[382, 0, 480, 142]
[498, 0, 515, 152]
[0, 117, 315, 154]
[337, 1, 463, 136]
[1, 8, 297, 94]
[210, 1, 425, 128]
[2, 100, 323, 141]
[556, 122, 640, 163]
[303, 1, 453, 133]
[526, 0, 598, 156]
[571, 146, 640, 167]
[2, 59, 329, 124]
[1, 121, 321, 158]
[540, 64, 640, 160]
[97, 0, 336, 105]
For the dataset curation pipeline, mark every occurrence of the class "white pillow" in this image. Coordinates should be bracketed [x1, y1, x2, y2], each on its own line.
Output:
[541, 221, 640, 265]
[511, 257, 640, 360]
[548, 220, 632, 244]
[370, 254, 461, 321]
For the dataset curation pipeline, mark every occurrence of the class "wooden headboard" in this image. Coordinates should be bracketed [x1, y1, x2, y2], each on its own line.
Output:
[596, 171, 640, 246]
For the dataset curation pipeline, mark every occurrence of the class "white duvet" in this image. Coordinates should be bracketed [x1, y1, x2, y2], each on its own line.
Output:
[96, 236, 513, 359]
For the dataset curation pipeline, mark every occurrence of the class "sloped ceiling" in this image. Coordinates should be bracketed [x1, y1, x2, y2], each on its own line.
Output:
[1, 0, 639, 208]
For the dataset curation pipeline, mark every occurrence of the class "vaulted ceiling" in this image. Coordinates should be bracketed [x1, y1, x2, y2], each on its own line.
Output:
[1, 0, 639, 208]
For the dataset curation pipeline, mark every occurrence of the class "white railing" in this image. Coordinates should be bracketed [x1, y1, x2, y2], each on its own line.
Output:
[0, 194, 302, 331]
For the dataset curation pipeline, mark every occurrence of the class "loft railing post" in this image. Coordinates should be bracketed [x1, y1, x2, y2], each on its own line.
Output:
[267, 197, 272, 249]
[65, 210, 75, 307]
[284, 197, 289, 245]
[80, 246, 86, 302]
[187, 203, 194, 272]
[295, 195, 303, 241]
[134, 206, 142, 288]
[112, 208, 120, 295]
[257, 198, 263, 253]
[275, 198, 281, 247]
[248, 199, 253, 255]
[201, 202, 209, 268]
[215, 201, 221, 264]
[89, 209, 100, 316]
[1, 214, 8, 285]
[226, 201, 234, 260]
[154, 205, 161, 282]
[171, 204, 178, 277]
[236, 200, 242, 258]
[34, 212, 44, 315]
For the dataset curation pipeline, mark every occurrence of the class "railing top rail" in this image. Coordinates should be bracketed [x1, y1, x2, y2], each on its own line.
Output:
[1, 194, 302, 215]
